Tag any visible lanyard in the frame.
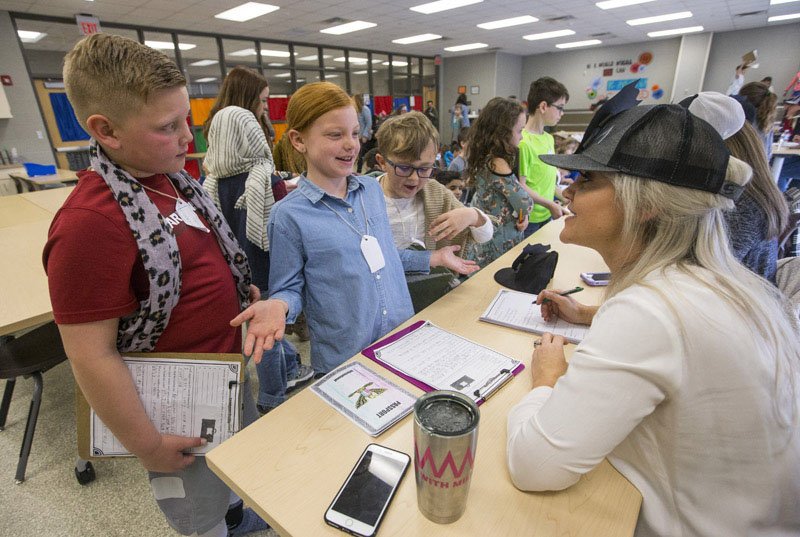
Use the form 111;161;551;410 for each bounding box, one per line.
319;192;370;238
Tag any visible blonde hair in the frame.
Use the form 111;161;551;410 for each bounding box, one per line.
286;82;353;133
63;33;185;129
376;111;439;160
607;156;798;429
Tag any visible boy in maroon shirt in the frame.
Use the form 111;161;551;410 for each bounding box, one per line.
44;33;268;536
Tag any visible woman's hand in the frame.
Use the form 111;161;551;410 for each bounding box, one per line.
230;299;288;363
536;289;596;325
429;245;479;275
531;332;568;388
429;208;482;241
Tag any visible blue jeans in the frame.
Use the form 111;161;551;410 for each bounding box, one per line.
523;218;551;238
256;338;298;409
777;155;800;192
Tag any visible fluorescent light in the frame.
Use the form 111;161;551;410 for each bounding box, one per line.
320;21;376;35
267;62;285;67
228;48;289;57
556;39;602;49
382;61;408;66
523;29;575;41
410;0;482;14
296;54;332;61
443;42;489;52
190;59;218;66
768;12;800;21
770;0;799;4
325;75;339;79
477;15;539;29
335;56;369;64
145;40;196;51
274;73;292;78
627;11;692;26
17;30;47;43
596;0;654;9
214;2;279;22
353;70;368;74
392;33;442;44
195;77;217;83
647;25;704;37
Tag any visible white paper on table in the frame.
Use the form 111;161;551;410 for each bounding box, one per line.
311;362;416;436
90;357;241;457
372;322;520;402
480;289;590;344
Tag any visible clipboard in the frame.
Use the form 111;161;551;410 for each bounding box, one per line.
76;352;244;460
361;320;524;406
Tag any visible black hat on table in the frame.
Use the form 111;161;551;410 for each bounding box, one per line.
540;80;742;200
494;243;558;295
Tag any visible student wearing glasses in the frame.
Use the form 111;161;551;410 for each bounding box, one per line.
374;111;492;263
518;77;570;238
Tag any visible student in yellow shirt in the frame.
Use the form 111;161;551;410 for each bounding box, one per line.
518;77;569;238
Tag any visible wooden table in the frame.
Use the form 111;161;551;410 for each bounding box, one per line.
0;188;73;336
8;169;79;191
207;220;642;537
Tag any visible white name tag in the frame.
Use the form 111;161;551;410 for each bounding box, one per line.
361;234;385;273
175;198;210;233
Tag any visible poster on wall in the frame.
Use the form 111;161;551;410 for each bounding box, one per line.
585;51;663;104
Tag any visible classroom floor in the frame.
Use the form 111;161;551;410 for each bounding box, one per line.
0;333;311;537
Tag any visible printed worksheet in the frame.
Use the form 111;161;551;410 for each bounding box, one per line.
311;362;417;436
480;289;589;343
90;357;241;456
369;322;521;403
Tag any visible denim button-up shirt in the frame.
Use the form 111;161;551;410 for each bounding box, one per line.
268;175;430;373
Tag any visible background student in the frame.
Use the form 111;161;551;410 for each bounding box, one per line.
231;82;471;375
354;93;373;173
738;81;778;160
45;34;268;537
374;111;491;260
203;66;312;414
518;77;569;237
465;97;533;267
507;93;800;536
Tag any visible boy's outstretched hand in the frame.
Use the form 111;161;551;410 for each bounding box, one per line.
230;299;288;363
429;245;479;275
429;207;485;242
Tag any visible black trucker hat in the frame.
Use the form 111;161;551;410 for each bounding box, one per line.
540;80;742;200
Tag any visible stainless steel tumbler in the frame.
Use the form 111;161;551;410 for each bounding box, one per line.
413;390;480;524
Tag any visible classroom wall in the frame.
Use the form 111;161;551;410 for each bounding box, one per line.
441;51;497;133
703;23;800;97
669;32;713;103
520;37;681;109
495;53;522;101
0;11;54;166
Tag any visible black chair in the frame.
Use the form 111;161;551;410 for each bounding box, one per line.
0;322;68;483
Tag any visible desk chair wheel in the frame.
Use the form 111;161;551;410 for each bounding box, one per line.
75;459;96;485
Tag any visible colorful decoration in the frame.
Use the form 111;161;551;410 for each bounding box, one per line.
639;52;653;65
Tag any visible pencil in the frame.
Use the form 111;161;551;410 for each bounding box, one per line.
539;286;583;304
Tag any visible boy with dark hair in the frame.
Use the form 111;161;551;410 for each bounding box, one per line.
518;76;569;237
45;33;268;537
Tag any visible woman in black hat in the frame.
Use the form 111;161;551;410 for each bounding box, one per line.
506;88;800;536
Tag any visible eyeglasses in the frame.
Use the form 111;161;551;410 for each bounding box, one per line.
549;103;565;112
384;158;436;179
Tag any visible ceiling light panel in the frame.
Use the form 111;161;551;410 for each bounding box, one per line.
443;42;489;51
190;59;218;66
17;30;47;43
320;21;377;35
555;39;602;49
392;34;442;44
523;29;575;41
477;15;539;29
410;0;483;15
145;40;195;50
214;2;279;22
647;26;704;37
596;0;655;9
768;12;800;20
627;11;693;26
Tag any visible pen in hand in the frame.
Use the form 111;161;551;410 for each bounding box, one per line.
538;286;584;305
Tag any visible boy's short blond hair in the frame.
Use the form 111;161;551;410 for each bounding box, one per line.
64;33;185;129
376;111;439;161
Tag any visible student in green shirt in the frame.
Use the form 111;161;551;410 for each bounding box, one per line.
518;77;570;238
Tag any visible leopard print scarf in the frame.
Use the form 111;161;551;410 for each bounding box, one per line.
89;140;251;352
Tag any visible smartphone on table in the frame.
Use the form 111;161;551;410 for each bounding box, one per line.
324;443;410;537
580;272;611;287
